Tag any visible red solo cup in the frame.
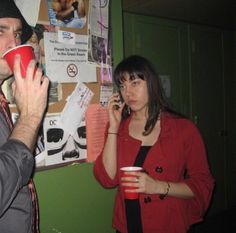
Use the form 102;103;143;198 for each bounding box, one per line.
120;166;143;200
2;44;35;78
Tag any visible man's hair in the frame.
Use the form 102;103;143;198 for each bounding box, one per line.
0;0;33;43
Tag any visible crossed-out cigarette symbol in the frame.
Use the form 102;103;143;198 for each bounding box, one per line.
67;64;78;77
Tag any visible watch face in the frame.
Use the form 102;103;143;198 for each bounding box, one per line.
100;0;108;8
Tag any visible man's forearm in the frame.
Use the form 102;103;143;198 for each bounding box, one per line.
9;116;42;152
56;7;74;20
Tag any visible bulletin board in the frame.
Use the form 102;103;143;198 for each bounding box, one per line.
37;0;105;108
8;0;112;170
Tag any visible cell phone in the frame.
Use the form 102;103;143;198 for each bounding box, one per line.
112;90;123;110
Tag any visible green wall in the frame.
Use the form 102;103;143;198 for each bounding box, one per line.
34;1;123;232
35;164;115;233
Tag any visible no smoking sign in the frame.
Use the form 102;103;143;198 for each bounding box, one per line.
67;64;78;78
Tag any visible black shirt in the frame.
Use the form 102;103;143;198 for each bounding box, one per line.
125;146;151;233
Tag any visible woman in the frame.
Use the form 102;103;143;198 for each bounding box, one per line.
94;55;214;233
27;31;40;63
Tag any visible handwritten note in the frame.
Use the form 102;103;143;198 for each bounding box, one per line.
85;104;108;162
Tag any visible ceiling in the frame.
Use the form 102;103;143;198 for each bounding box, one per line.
122;0;236;30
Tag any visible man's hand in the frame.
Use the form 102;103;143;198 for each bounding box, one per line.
12;54;49;121
72;1;79;10
10;54;49;151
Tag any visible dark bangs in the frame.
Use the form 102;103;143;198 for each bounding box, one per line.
113;56;147;88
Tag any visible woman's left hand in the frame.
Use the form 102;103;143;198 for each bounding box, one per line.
121;171;165;195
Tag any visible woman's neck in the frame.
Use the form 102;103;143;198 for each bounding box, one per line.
132;108;148;121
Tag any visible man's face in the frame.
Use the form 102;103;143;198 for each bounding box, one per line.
0;18;22;56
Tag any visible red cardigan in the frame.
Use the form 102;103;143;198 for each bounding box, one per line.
94;112;214;233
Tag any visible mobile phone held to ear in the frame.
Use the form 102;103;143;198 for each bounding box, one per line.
118;93;124;104
113;92;123;110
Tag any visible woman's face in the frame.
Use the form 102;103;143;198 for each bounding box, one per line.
30;32;38;43
119;73;149;113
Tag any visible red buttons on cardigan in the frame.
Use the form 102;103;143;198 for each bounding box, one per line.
144;196;152;203
155;166;163;173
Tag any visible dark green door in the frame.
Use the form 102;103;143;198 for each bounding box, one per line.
123;13;227;216
124;13;190;116
190;25;226;215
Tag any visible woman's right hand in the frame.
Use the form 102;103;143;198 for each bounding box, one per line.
107;92;125;132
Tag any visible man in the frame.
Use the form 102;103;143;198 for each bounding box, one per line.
52;0;86;28
0;0;49;232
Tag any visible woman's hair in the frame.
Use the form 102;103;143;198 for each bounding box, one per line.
113;55;178;135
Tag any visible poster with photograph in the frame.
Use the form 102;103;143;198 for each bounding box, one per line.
47;0;87;29
88;0;110;65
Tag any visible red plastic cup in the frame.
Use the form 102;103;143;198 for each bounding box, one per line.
120;166;143;200
3;44;35;78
